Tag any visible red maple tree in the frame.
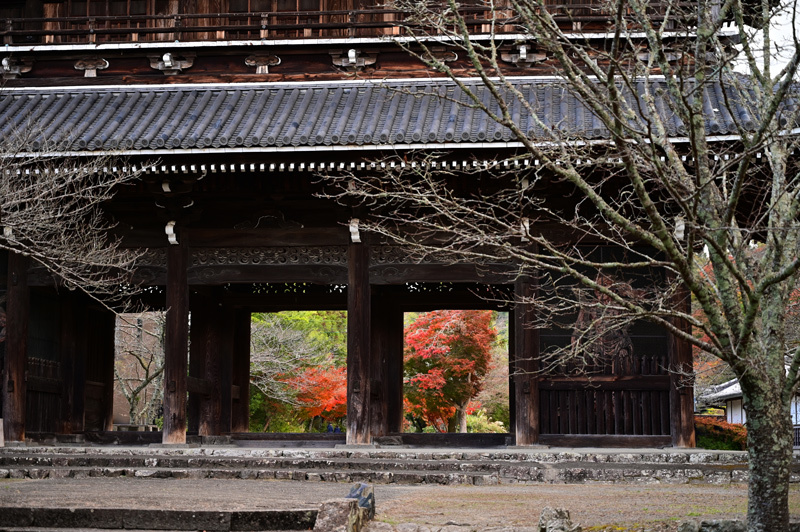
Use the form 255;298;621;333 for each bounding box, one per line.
287;364;347;424
404;310;497;432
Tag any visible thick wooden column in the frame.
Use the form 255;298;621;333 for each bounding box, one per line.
508;313;516;436
218;306;234;434
369;292;389;438
385;307;405;434
514;276;540;446
69;297;88;434
669;283;695;447
230;310;251;433
347;241;371;444
3;252;29;442
98;309;116;432
190;292;221;436
186;296;203;435
163;243;189;444
59;294;78;434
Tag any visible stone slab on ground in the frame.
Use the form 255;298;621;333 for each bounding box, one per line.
0;478;419;512
0;507;317;531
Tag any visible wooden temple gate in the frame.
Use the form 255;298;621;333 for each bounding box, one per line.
0;1;698;448
2;233;695;447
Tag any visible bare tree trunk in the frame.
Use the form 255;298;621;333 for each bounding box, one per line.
743;383;793;531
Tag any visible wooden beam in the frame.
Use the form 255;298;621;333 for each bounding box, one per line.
163;242;189;444
230;310;251;433
539;434;672;448
187;376;213;396
3;252;29;442
514;276;539;446
347;241;371;445
669;282;695;448
539;376;671;390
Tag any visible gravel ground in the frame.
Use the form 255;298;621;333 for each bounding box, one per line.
1;478;800;531
0;478;420;511
373;483;800;531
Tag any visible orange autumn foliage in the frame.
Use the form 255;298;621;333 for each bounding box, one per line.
286;364;347;421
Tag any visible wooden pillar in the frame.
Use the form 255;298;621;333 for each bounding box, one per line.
59;294;77;434
347;241;371;444
190;292;221;436
385;307;404;434
163;243;189;444
669;283;695;447
99;309;116;432
508;311;516;435
219;306;234;434
3;252;29;442
186;295;203;435
189;291;234;437
70;298;88;434
369;291;389;438
230;310;251;433
514;276;539;446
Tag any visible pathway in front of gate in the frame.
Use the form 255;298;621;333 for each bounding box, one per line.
0;477;798;530
1;445;800;531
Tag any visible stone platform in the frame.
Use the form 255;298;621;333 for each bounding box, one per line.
0;444;793;485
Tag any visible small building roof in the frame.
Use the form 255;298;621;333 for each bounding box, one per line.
0;78;757;155
698;378;742;405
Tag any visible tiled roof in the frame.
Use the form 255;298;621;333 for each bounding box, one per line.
697;378;742;404
0;78;757;153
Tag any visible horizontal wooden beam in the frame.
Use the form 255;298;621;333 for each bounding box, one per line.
538;434;672;447
26;377;62;395
187;376;212;396
538;375;671;391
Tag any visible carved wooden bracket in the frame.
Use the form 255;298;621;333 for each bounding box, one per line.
148;52;195;75
1;57;32;79
501;45;547;68
330;49;377;71
74;57;109;78
245;54;281;74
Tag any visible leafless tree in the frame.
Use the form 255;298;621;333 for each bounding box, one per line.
114;312;165;425
0;132;146;301
249;313;342;420
324;0;800;528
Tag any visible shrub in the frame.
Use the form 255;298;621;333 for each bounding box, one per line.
466;409;507;433
695;415;747;450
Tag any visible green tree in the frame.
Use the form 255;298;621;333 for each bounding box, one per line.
249;311;347;431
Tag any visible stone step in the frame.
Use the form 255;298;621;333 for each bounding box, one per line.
0;447;752;464
0;508;317;531
0;446;772;485
0;461;756;484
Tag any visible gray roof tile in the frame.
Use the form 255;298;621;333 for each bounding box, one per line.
0;78;764;152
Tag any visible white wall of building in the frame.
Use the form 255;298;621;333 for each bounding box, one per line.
726;396;800;425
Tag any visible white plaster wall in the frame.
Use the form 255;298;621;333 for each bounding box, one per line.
725;396;800;426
